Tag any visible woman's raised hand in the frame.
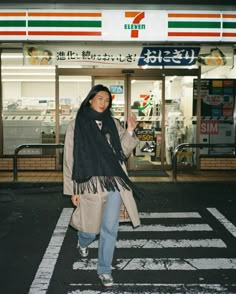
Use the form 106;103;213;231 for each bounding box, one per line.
127;114;138;131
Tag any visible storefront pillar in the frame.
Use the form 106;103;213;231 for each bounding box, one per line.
196;66;202;169
161;73;165;167
0;49;3;156
55;65;60;170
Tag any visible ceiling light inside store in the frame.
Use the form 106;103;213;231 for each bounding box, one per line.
2;78;91;82
2;66;54;70
3;72;55;76
2;79;56;82
1;53;23;59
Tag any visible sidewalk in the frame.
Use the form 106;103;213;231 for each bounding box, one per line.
0;169;236;183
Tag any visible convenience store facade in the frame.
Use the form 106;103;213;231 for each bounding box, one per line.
0;6;236;172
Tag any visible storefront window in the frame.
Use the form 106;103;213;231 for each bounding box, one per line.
165;65;236;166
193;77;236;156
165;75;196;166
2;52;56;154
58;75;92;141
1;49;235;166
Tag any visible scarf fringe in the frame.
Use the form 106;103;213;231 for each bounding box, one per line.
75;176;131;194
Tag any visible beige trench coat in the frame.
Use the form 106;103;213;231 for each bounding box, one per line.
63;118;141;234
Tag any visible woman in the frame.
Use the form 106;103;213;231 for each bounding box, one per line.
40;49;53;65
27;46;40;65
63;84;141;287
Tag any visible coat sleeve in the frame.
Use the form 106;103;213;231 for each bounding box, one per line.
114;118;139;158
63;119;75;196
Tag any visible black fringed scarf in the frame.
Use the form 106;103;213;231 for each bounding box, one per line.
72;106;142;200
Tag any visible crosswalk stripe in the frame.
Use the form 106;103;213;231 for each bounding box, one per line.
119;224;213;231
73;258;236;271
70;208;235;292
207;208;236;238
27;207;236;294
68;283;236;294
88;238;226;248
28;208;73;294
139;212;202;218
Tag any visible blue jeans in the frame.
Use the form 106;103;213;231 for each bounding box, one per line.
78;190;122;275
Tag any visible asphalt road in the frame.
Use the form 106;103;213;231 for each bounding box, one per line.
0;181;236;294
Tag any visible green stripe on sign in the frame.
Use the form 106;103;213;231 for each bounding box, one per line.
0;20;26;27
28;20;102;28
168;21;221;29
223;22;236;29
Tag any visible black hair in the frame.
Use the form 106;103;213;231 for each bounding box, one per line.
78;84;113;113
42;49;53;61
28;47;38;56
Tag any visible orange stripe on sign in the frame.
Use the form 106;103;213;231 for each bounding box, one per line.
28;31;102;36
168;13;221;18
125;11;140;17
168;32;221;37
222;32;236;37
0;12;26;17
222;14;236;18
0;31;26;35
28;12;102;17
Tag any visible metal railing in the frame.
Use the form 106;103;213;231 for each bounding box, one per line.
11;142;236;182
172;143;236;182
13;143;64;181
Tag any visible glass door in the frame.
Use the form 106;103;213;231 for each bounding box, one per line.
94;76;164;171
129;79;163;170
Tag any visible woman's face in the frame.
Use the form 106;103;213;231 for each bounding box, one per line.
89;91;110;113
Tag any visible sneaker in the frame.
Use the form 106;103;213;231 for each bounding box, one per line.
98;273;114;287
77;244;89;258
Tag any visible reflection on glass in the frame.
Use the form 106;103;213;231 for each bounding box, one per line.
130;80;162;170
59;76;92;137
2;52;58;154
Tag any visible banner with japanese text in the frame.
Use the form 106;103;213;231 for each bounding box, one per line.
23;44;233;68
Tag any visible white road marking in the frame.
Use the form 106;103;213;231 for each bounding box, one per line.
28;208;73;294
88;238;226;248
207;208;236;238
119;224;213;232
73;258;236;271
139;212;201;218
68;283;236;294
27;208;235;293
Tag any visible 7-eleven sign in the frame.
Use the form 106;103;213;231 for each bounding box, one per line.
124;11;145;38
